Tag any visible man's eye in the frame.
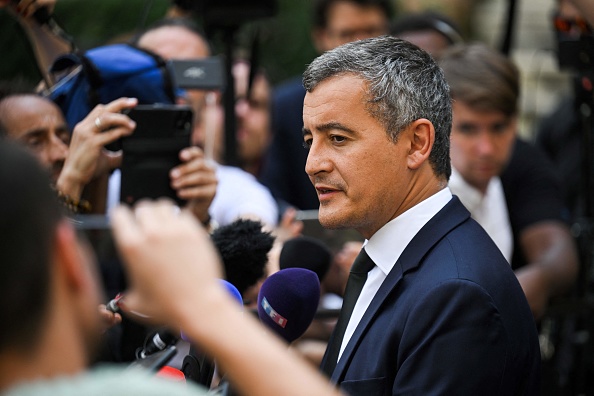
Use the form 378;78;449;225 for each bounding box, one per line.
492;123;509;134
303;139;312;149
457;125;477;135
25;137;43;149
331;135;346;143
58;131;71;146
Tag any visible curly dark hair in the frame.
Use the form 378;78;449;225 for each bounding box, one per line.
210;218;275;296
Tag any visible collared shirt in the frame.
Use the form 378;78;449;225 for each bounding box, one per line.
448;168;513;263
338;188;453;360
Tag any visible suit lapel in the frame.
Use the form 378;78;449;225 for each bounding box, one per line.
331;196;470;383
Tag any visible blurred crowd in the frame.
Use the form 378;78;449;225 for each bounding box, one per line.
0;0;593;395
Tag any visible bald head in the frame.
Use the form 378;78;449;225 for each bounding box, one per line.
137;24;210;60
0;95;69;182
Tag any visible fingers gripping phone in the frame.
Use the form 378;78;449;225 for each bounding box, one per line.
119;104;192;207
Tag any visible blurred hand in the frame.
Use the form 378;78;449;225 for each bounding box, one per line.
98;303;122;331
274;207;304;244
56;97;137;201
266;207;304;276
515;266;551;320
170;146;217;224
0;0;55;20
111;200;225;326
335;241;364;273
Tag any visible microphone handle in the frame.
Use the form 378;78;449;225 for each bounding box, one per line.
138;331;178;358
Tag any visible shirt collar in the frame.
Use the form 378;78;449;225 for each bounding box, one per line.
449;167;499;214
364;188;453;276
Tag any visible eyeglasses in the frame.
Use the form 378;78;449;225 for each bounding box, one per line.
553;13;593;36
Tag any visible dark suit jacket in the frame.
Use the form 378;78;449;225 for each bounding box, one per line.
322;197;541;395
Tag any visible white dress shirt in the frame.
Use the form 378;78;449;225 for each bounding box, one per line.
448;168;513;263
338;188;453;360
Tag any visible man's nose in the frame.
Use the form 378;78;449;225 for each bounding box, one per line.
49;134;68;162
235;98;249;118
476;132;496;156
305;140;332;177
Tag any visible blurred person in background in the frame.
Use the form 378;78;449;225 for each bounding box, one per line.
390;10;463;58
0;93;133;213
131;17;279;228
535;0;594;222
440;43;579;320
392;14;579;321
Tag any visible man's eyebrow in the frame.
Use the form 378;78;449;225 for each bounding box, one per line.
56;123;70;133
19;129;46;139
302;122;356;137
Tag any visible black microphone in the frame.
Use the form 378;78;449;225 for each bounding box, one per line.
105;293;124;314
181;280;243;388
257;268;321;343
279;236;333;282
136;329;178;359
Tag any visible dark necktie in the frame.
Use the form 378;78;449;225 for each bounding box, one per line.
322;248;375;376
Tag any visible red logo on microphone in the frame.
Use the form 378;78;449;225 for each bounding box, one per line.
261;297;287;328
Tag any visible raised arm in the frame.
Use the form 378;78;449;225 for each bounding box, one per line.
515;221;579;319
1;0;73;86
56;97;137;204
111;200;343;396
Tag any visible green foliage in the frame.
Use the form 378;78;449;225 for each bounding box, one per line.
0;0;316;87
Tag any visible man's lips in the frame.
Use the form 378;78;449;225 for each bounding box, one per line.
474;163;498;175
236;127;248;141
315;184;341;200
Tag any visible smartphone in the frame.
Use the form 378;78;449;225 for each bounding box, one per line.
120;104;192;206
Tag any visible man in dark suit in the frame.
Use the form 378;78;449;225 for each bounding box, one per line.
302;36;541;394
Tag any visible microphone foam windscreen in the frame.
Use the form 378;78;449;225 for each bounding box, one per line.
220;279;244;307
257;268;320;343
279;236;332;281
181;279;243;343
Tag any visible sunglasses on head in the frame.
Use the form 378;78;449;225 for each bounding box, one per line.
553;13;593;36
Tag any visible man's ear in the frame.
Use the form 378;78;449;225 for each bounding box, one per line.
406;118;434;170
53;220;86;291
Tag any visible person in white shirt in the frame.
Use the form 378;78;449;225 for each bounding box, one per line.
125;18;278;228
440;43;578;319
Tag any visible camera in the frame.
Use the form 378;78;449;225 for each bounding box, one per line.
556;34;594;72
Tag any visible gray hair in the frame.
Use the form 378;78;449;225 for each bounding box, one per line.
303;35;452;179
